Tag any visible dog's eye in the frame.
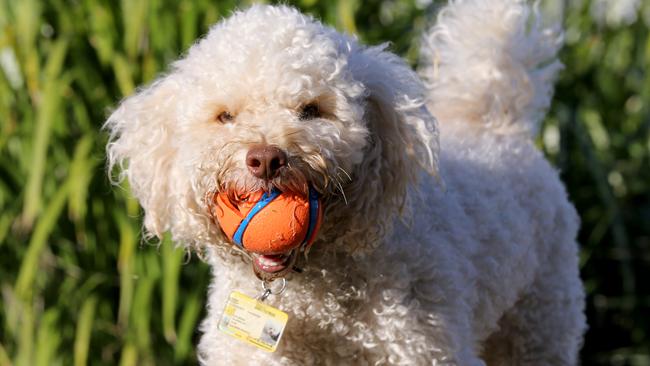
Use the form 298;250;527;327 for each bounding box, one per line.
216;111;234;124
298;103;320;120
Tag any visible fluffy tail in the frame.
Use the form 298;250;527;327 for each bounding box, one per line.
420;0;563;138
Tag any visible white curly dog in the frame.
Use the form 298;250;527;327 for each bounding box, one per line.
106;0;586;364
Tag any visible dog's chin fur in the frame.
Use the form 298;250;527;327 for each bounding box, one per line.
106;1;586;365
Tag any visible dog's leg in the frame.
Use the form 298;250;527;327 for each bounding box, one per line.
481;260;586;366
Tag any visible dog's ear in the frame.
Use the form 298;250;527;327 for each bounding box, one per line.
333;45;439;251
105;75;181;239
356;45;438;194
359;44;438;175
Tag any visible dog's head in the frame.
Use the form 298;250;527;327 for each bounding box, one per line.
106;5;438;276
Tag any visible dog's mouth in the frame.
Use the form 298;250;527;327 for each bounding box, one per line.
251;250;298;279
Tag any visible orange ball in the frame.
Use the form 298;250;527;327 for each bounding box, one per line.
213;188;322;254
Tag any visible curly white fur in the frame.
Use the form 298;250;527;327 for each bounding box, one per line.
420;0;564;138
106;1;585;365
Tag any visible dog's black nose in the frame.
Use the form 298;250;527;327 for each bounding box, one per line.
246;145;287;180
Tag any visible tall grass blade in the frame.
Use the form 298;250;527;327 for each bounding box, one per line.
116;211;137;327
120;0;148;60
86;0;117;66
119;343;137;366
73;297;97;366
161;235;184;344
20;39;69;227
12;0;40;96
15;180;69;300
15;305;33;366
68;135;95;222
174;294;202;362
35;309;60;366
42;39;68;80
336;0;358;34
12;0;40;54
112;54;135;97
131;253;160;364
0;342;12;366
179;2;198;50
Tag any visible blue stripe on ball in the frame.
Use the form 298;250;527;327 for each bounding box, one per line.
303;186;319;246
232;188;281;247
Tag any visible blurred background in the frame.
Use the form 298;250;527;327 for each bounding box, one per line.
0;0;648;365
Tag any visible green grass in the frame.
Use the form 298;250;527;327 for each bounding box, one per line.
0;0;648;365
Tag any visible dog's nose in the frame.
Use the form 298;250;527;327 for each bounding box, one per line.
246;145;287;179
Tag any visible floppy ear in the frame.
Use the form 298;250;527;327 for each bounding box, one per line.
105;75;181;239
360;45;438;175
333;45;439;251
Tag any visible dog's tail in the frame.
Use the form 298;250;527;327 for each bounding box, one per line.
419;0;563;138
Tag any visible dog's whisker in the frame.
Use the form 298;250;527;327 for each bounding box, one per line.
330;175;348;205
336;166;352;182
280;130;303;138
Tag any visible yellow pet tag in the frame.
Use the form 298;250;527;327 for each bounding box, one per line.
218;283;289;352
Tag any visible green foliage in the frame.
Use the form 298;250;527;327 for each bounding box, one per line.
0;0;647;365
545;2;650;364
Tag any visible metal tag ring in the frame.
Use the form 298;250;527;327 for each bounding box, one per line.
262;277;287;296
